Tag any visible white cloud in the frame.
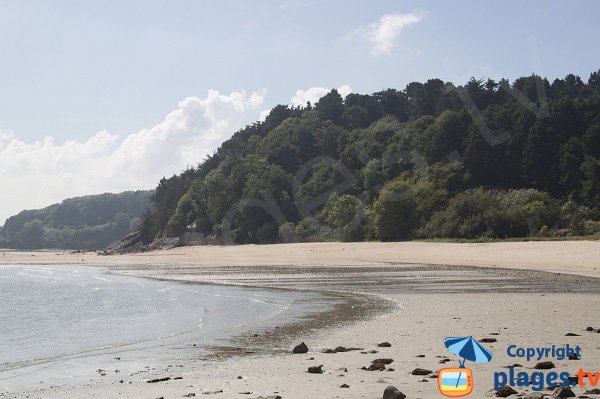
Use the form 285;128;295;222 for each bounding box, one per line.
290;84;352;107
259;109;271;122
0;89;265;224
362;13;421;56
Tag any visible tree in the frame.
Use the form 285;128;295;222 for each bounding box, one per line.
559;138;584;195
315;89;344;124
322;193;364;241
373;179;446;240
580;155;600;213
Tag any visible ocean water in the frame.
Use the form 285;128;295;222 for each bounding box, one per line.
0;264;326;393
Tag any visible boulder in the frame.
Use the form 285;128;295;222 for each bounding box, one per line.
496;385;518;397
553;386;575;398
383;385;406;399
308;365;323;374
378;342;392;347
534;361;555;369
293;342;309;354
411;368;433;375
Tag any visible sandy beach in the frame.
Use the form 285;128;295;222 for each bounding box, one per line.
1;240;600;399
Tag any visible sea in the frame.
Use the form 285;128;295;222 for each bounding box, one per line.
0;264;327;393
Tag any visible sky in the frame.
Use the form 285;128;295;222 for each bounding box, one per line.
1;0;599;224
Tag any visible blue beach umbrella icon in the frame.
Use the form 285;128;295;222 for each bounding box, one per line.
444;336;493;388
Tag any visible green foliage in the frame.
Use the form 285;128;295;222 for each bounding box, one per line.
373;179;446;240
127;70;600;246
418;188;565;239
322;193;365;241
580;155;600;214
0;191;152;249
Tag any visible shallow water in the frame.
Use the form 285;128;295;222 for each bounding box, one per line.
0;264;328;393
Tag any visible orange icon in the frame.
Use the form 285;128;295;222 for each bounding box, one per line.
438;367;474;397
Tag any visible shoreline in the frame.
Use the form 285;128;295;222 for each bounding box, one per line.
1;241;600;398
2;239;599;278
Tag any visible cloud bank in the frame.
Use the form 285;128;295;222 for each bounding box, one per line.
363;13;421;56
0;90;265;224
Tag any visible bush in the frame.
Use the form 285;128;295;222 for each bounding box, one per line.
322;194;365;241
278;222;297;243
294;217;331;242
418;188;544;239
373;179;446;240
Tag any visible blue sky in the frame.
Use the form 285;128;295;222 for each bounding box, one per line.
0;0;599;222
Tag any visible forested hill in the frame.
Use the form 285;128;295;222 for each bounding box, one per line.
121;71;600;249
0;191;153;250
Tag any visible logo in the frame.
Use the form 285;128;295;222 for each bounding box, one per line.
438;336;493;397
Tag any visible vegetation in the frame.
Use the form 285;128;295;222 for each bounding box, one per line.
0;191;152;250
124;71;600;246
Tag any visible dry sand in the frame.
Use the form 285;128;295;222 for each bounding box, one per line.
2;240;599;277
1;240;599;399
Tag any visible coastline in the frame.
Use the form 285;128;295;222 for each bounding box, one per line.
1;240;600;398
2;240;599;277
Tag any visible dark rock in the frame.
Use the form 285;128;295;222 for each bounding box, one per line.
308;365;323;374
586;327;595;331
340;384;350;388
183;394;196;397
322;346;362;353
496;385;518;397
479;338;497;343
147;377;171;383
564;333;580;336
364;362;386;371
373;358;394;365
415;354;425;357
567;375;579;385
383;385;406;399
568;353;580;360
378;342;392;347
586;388;600;394
293;342;309;354
553;386;575;398
534;361;555;369
411;368;433;375
361;350;378;354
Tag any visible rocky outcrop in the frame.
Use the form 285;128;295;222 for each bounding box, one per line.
100;231;180;255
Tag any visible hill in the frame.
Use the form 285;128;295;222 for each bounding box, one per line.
0;191;153;250
113;71;600;250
